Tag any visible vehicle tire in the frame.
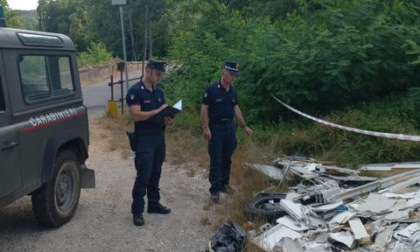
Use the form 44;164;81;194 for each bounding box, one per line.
32;150;81;228
243;193;288;223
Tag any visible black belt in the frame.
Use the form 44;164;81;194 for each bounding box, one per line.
136;125;166;136
209;118;233;124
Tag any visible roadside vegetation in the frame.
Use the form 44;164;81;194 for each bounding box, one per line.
77;42;113;68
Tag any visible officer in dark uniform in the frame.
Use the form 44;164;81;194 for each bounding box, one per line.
201;60;252;203
126;59;174;226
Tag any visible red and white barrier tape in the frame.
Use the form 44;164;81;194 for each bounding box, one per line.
272;95;420;142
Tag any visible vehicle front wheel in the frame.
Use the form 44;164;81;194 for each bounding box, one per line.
32;150;81;228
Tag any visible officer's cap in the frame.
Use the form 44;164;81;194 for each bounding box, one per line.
147;59;166;73
222;61;239;76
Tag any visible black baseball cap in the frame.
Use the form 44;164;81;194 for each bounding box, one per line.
147;59;166;73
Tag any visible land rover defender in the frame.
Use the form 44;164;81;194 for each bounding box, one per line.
0;27;95;227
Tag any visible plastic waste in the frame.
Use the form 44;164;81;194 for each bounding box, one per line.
205;221;246;252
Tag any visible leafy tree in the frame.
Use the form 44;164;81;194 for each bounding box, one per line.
16;10;39;30
166;0;420;123
224;0;298;21
1;0;24;28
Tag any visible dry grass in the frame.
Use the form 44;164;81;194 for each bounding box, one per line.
165;126;209;181
89;112;134;159
200;216;212;226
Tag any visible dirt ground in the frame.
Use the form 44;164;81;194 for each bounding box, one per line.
0;116;217;252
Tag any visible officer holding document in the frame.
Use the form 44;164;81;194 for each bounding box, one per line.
126;59;174;226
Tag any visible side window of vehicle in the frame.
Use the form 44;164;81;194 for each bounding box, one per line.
19;55;75;103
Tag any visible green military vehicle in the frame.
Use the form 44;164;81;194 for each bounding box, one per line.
0;27;95;227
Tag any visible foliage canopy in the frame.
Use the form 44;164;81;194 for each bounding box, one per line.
167;0;420;123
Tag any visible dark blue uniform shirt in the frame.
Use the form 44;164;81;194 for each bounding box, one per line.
202;81;238;122
126;80;166;135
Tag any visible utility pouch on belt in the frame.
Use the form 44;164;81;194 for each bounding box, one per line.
126;130;137;151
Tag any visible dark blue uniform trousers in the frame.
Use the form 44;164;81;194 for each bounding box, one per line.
131;132;166;215
208;122;237;194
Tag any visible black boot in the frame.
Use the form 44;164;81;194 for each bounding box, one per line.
220;184;236;194
211;193;220;204
133;214;144;226
147;203;171;214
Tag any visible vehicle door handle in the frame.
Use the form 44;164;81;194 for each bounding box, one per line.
1;141;18;152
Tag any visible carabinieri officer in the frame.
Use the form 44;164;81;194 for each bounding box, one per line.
126;59;174;226
201;60;252;204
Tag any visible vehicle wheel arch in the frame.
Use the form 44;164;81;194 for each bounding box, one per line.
42;129;88;184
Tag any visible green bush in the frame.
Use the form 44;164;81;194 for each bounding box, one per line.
247;93;420;168
167;0;420;124
77;42;113;68
164;0;420;167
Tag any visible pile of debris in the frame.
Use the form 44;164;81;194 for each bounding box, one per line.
246;158;420;251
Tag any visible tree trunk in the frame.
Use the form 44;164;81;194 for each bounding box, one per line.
149;22;153;58
143;3;148;61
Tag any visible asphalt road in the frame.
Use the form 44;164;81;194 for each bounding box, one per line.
83;71;142;118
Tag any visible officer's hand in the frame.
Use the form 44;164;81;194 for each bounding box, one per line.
164;116;174;126
203;127;211;140
159;104;168;111
243;126;252;136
